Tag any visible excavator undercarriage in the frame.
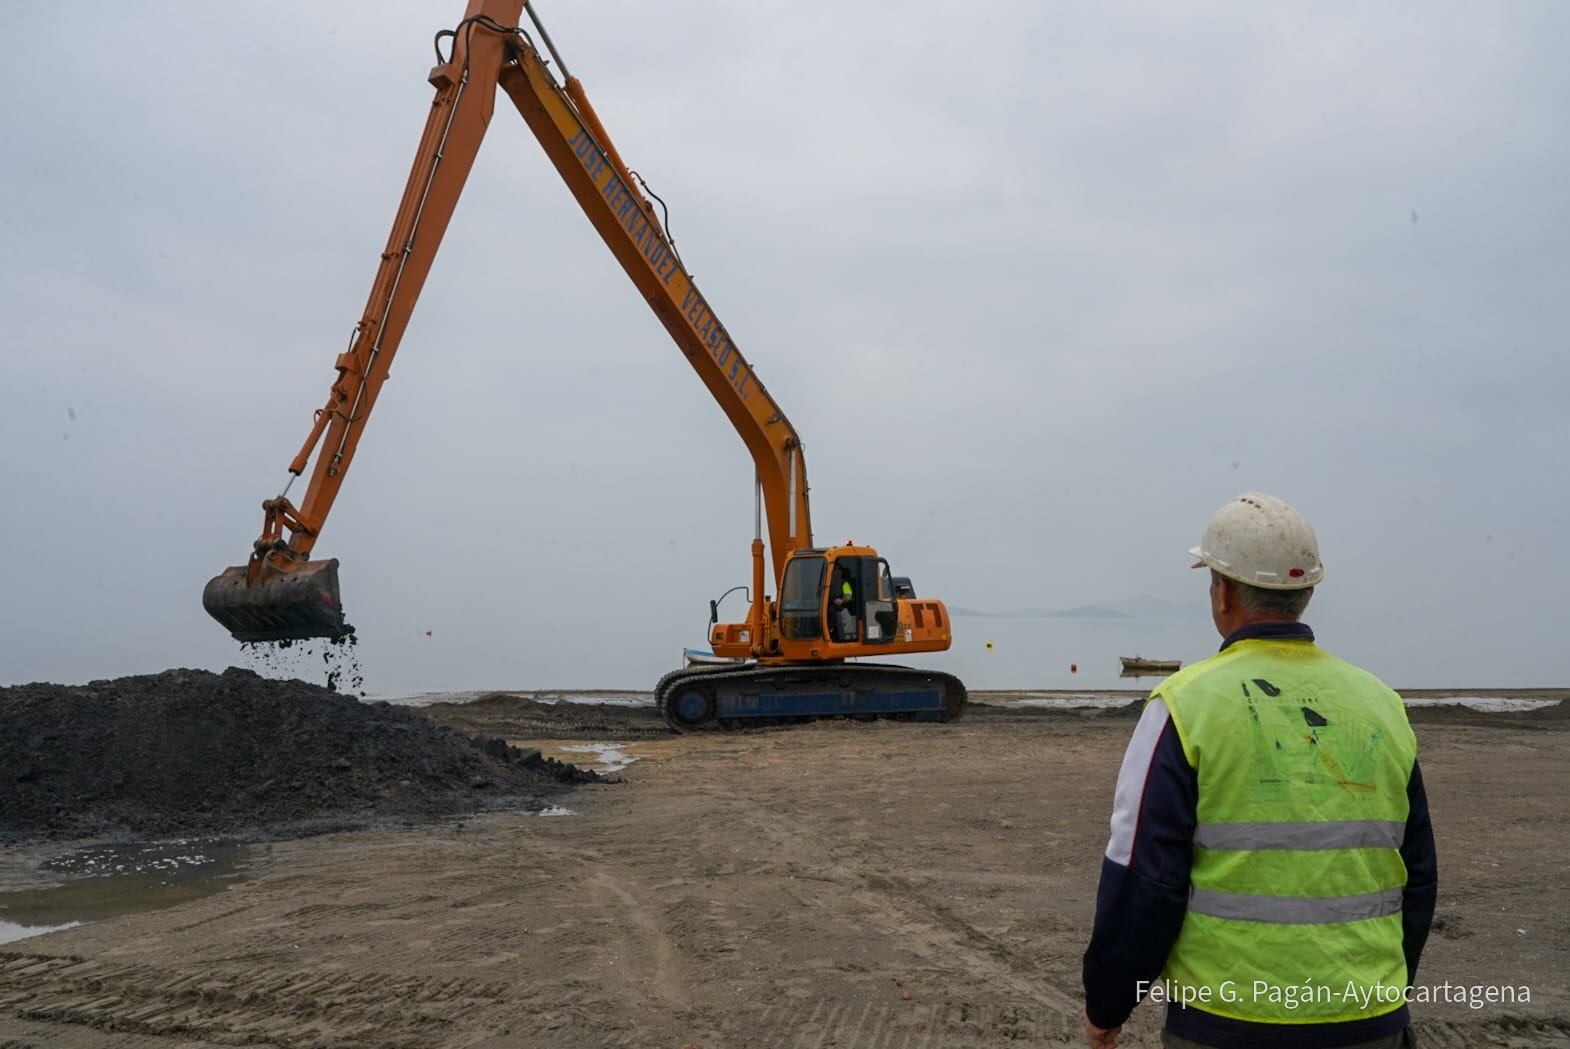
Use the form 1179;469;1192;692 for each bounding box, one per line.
656;663;967;732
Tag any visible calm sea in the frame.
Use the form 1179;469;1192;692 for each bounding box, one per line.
896;614;1217;691
267;603;1561;699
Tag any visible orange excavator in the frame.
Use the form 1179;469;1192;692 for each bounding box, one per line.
203;0;965;729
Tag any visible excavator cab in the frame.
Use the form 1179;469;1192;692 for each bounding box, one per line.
774;550;880;643
716;546;950;661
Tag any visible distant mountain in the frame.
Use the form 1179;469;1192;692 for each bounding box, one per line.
1032;604;1133;619
1103;595;1209;620
948;606;998;618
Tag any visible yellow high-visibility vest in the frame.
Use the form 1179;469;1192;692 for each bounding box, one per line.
1153;638;1417;1024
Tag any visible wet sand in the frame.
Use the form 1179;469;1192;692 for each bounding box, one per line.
0;695;1565;1047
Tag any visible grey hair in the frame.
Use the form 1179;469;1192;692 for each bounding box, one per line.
1236;582;1314;621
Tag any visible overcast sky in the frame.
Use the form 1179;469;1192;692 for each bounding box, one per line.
2;1;1566;694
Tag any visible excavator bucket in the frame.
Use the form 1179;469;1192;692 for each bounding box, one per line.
202;559;351;643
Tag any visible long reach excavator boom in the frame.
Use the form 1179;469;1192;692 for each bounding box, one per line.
204;1;964;729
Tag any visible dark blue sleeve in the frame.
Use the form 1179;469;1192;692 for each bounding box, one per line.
1399;759;1437;984
1082;714;1197;1030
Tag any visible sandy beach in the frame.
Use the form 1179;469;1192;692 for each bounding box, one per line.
0;692;1565;1047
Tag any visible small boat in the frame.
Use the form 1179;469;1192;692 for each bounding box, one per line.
1119;656;1181;674
683;647;750;667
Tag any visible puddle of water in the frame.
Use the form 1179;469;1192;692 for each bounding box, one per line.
558;742;639;773
0;920;81;946
1011;695;1140;710
538;806;575;818
0;839;253;942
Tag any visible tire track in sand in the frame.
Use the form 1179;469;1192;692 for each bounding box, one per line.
0;951;514;1048
736;807;1081;1019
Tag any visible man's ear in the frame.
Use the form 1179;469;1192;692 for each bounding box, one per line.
1212;572;1233;615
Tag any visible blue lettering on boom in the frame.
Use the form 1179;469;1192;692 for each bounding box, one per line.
676;289;749;397
567;130;608;183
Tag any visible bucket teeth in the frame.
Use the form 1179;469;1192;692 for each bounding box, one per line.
202;559;350;643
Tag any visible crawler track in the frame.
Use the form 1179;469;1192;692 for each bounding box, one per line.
655;662;966;732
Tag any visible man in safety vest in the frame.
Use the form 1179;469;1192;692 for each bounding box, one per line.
832;562;857;642
1081;492;1437;1048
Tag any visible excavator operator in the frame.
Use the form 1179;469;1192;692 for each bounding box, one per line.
832;562;857;642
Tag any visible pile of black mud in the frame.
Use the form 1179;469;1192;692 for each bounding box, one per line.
0;668;601;843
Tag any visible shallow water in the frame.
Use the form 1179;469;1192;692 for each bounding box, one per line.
558;742;640;772
0;919;81;945
1402;697;1559;713
0;839;253;943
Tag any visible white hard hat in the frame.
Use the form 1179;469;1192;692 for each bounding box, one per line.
1189;492;1324;590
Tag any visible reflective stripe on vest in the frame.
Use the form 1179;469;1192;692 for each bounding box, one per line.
1190;886;1403;924
1152;637;1417;1025
1194;820;1404;851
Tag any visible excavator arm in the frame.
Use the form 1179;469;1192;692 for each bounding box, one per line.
204;0;811;641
